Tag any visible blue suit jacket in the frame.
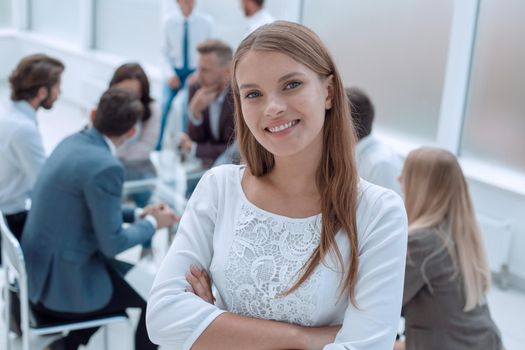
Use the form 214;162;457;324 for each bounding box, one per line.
21;128;155;313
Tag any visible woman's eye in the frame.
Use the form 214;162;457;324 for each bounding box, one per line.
245;91;261;99
285;81;302;90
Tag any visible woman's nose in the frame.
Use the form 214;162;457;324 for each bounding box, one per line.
264;94;286;118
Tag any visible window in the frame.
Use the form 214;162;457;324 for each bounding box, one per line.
30;0;82;44
94;0;162;65
0;0;11;27
461;0;525;173
302;0;454;142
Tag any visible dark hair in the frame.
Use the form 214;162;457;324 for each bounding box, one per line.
252;0;265;7
345;87;375;140
197;39;233;66
109;63;153;121
9;54;64;102
93;88;144;137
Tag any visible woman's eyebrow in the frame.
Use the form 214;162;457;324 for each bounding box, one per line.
277;72;304;83
239;83;259;90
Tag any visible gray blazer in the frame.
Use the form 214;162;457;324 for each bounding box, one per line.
403;228;503;350
21;128;155;313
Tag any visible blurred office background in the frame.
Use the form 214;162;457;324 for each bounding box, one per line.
0;0;524;348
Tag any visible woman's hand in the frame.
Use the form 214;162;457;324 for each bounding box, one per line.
185;265;215;304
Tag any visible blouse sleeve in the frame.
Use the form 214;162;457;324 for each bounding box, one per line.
146;170;226;349
324;189;408;350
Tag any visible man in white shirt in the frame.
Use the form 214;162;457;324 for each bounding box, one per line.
157;0;214;149
241;0;275;34
346;87;403;195
0;54;64;244
178;39;236;167
0;53;64;338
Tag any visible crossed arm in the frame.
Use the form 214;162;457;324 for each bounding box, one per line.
185;266;339;350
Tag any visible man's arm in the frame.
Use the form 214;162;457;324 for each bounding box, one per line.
84;165;155;257
13;125;46;187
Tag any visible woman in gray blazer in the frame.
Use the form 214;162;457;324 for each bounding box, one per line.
396;147;503;350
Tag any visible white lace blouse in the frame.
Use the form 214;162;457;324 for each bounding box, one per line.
147;165;408;350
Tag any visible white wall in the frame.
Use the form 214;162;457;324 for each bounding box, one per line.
0;31;164;110
302;0;453;143
468;179;525;287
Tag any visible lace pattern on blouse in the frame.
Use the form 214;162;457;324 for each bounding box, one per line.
224;204;322;326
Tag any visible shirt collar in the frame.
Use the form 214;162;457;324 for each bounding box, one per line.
355;133;376;154
12;100;38;124
102;135;117;156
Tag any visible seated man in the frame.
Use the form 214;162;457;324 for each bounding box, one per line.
0;54;64;243
178;39;236;167
21;88;178;350
346;87;403;195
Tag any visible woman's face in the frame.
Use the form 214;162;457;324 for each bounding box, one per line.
113;78;142;98
235;50;333;159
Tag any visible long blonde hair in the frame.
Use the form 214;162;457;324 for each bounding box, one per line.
401;147;491;311
231;21;360;304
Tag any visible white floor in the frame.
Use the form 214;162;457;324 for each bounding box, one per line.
1;85;525;349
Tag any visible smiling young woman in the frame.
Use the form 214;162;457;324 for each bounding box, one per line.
146;21;408;350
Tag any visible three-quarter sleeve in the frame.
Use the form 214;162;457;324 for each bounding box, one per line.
146;170;226;349
324;189;408;350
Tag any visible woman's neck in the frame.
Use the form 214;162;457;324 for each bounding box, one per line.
266;136;323;198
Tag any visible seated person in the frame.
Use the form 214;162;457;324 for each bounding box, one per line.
0;54;64;242
21;88;178;350
178;39;236;168
110;62;161;259
0;54;64;337
397;147;503;350
346;87;402;195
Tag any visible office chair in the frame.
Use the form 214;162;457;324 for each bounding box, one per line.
0;213;128;350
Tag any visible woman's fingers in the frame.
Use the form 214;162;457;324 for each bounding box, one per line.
201;269;216;302
186;265;214;304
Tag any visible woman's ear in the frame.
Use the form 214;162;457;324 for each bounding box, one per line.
325;75;334;110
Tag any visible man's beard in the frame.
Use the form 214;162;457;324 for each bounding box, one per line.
40;90;56;110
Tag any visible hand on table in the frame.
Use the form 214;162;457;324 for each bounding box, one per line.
141;203;179;229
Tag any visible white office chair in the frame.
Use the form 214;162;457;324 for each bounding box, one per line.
0;213;128;350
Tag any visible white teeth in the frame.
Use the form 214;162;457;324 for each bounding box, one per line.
268;120;297;133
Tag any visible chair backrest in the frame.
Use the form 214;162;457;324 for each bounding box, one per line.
0;213;27;288
1;212;32;350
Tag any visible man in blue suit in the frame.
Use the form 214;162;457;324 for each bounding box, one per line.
21;88;178;350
